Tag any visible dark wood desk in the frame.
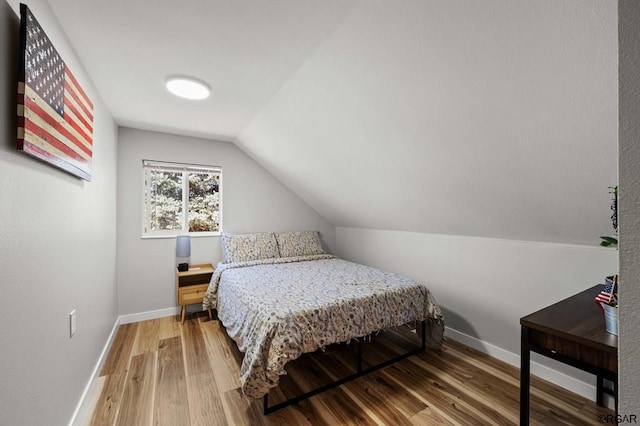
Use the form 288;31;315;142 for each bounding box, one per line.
520;285;618;425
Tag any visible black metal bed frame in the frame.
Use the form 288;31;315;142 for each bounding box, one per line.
263;320;427;414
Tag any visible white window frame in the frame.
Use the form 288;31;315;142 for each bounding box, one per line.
141;160;223;238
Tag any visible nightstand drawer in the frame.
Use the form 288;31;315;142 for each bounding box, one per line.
177;283;209;305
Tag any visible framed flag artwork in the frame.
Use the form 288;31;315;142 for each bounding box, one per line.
17;3;94;181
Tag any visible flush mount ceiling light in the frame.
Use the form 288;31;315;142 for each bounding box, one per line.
165;76;210;100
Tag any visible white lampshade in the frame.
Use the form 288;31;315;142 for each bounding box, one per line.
176;235;191;258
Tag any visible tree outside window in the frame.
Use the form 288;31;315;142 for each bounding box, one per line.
143;160;221;236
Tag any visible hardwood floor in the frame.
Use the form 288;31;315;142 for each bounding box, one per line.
78;313;613;425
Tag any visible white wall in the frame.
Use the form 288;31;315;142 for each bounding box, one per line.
618;0;640;414
116;127;335;316
239;0;618;246
0;1;118;425
336;227;618;397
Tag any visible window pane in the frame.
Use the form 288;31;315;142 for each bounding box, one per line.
188;172;220;232
148;170;183;231
142;160;222;236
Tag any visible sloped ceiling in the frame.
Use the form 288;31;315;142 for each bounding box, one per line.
238;0;618;245
48;0;618;245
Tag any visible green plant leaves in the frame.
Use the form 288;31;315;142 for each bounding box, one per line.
600;236;618;247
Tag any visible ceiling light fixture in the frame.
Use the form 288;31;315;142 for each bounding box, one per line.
166;76;210;100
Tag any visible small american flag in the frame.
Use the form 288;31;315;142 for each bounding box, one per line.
595;276;617;308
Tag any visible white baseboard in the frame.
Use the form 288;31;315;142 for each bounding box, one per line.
118;307;179;324
68;317;121;426
444;326;597;402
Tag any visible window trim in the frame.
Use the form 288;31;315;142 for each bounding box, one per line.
141;159;223;238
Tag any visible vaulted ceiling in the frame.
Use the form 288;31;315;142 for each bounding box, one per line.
48;0;618;245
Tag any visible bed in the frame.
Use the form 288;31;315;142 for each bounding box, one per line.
202;231;444;410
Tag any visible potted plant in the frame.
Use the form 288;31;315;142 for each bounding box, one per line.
598;186;618;335
599;186;618;248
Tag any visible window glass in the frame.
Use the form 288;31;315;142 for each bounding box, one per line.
143;160;221;237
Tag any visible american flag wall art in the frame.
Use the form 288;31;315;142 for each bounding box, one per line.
17;3;94;181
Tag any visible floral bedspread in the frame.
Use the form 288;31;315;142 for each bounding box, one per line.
202;255;444;399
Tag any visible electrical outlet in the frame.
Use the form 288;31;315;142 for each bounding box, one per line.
70;310;76;338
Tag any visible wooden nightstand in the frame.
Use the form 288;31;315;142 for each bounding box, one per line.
176;263;214;323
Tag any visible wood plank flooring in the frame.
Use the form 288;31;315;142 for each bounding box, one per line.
78;313;613;425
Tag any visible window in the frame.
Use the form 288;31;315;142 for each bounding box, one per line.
142;160;222;237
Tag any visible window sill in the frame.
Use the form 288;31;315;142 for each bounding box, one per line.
141;232;221;240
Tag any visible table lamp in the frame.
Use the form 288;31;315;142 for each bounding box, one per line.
176;235;191;272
